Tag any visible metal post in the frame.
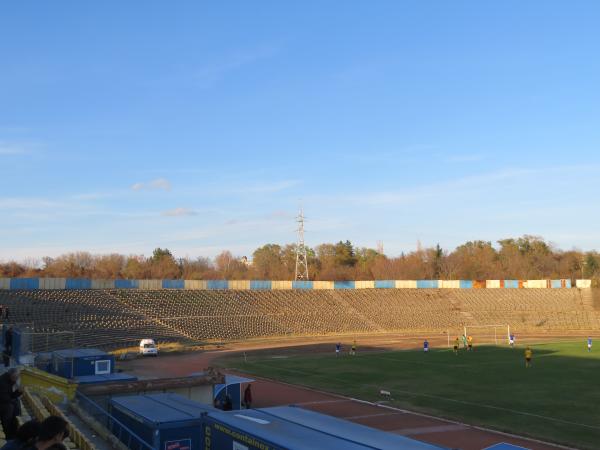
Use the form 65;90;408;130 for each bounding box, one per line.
494;327;497;345
294;207;309;280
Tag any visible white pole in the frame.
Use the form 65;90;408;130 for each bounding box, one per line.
507;324;510;344
494;327;497;345
447;331;450;348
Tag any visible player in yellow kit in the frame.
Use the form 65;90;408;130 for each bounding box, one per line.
453;337;459;355
525;347;532;368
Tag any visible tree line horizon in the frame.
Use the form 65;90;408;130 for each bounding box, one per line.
1;235;598;282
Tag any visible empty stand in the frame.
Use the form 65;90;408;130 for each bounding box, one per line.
0;289;598;349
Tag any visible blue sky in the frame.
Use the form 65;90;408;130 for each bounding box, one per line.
1;1;600;261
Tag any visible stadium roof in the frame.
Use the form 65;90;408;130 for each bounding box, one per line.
210;407;446;450
111;393;216;425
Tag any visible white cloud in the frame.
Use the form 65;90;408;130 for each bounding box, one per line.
131;178;172;191
162;207;197;217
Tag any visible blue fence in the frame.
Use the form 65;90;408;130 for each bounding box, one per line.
9;278;39;290
162;279;185;289
250;280;272;290
375;280;395;289
207;280;228;290
114;279;139;289
0;278;583;291
66;278;92;290
334;281;355;289
417;280;439;289
292;281;313;289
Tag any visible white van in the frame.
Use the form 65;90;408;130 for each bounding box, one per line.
139;339;158;356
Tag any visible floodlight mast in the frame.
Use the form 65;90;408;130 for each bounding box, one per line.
294;208;309;280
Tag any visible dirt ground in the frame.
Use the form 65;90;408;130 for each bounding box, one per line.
119;334;578;450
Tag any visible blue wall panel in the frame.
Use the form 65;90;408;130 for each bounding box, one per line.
10;278;39;290
292;281;313;289
417;280;438;289
334;281;355;289
459;280;473;289
207;280;228;290
114;279;139;289
504;280;519;288
162;279;184;289
550;280;562;289
374;280;395;289
66;278;92;290
565;279;572;288
250;280;272;290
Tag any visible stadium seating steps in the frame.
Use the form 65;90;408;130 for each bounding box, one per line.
0;289;598;350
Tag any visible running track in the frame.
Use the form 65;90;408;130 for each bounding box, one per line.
121;350;565;450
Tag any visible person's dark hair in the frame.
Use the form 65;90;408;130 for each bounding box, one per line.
46;444;68;450
16;419;41;443
38;416;69;442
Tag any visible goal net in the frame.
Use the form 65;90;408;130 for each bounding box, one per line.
463;324;510;346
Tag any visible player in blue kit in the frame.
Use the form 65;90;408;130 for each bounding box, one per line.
423;339;429;353
587;337;592;352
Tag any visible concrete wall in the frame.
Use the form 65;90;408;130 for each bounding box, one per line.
0;278;589;290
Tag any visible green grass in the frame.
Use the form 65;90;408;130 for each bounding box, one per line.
217;342;600;449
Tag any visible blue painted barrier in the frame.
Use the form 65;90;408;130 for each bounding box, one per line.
114;279;139;289
334;281;355;289
417;280;439;289
66;278;92;290
459;280;473;289
292;281;313;289
504;280;519;288
162;279;184;289
207;280;228;290
374;280;395;289
10;278;39;290
250;280;272;290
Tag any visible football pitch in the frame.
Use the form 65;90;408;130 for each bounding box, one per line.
218;341;600;449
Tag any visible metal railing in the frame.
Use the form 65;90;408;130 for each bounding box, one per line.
40;395;96;450
75;392;154;450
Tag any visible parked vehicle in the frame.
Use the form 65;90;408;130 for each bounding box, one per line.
139;339;158;356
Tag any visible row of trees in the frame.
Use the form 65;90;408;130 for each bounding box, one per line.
1;236;599;281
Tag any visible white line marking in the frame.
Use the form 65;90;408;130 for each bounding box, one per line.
242;360;600;431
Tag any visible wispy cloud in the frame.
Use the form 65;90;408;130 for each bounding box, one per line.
0;142;30;155
194;45;279;88
131;178;172;191
350;168;537;206
444;153;486;163
0;197;66;209
321;165;598;208
234;179;300;194
161;207;197;217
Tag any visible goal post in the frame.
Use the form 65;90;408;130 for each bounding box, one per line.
463;324;510;346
